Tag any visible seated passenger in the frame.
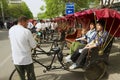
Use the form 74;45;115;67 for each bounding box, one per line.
65;21;96;62
69;20;108;69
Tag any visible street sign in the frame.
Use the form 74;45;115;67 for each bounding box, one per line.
66;2;74;15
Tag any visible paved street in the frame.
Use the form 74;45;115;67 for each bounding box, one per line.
0;30;120;80
0;30;15;80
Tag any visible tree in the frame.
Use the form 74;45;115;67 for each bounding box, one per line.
37;0;99;19
7;2;33;19
0;0;33;21
20;2;33;18
40;5;45;11
37;13;47;19
0;0;8;21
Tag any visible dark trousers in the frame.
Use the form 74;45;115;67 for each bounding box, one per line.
71;48;89;67
76;48;89;66
71;48;81;63
15;63;36;80
70;45;86;63
42;30;46;39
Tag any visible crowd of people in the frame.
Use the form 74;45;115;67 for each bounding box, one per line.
28;19;58;42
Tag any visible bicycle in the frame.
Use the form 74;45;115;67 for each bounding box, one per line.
33;38;64;56
9;39;67;80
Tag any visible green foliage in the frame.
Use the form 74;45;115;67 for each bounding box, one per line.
7;2;33;19
40;5;45;11
38;0;65;19
20;2;33;18
0;0;8;17
37;13;47;19
38;0;99;19
0;0;33;21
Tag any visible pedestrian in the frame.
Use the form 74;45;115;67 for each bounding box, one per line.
4;22;7;29
9;16;37;80
41;21;46;40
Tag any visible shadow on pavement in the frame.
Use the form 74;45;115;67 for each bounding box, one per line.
101;49;120;80
36;71;85;80
108;53;120;74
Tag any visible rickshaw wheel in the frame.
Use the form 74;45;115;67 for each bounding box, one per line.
84;61;107;80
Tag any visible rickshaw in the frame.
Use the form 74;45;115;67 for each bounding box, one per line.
64;8;120;80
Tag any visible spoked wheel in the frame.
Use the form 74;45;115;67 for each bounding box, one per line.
9;68;28;80
9;68;20;80
84;62;107;80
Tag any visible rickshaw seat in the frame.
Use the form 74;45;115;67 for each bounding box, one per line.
65;28;82;48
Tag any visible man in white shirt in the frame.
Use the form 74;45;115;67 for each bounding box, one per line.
9;16;37;80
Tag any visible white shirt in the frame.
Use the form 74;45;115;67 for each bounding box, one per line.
27;22;33;29
86;29;96;43
41;23;46;30
9;25;36;65
47;22;51;28
51;22;57;30
35;22;42;31
44;22;49;28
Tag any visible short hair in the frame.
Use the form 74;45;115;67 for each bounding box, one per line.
97;19;105;28
18;16;28;22
40;19;43;22
89;20;95;26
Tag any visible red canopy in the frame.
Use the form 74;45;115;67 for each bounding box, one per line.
74;9;96;28
53;8;120;37
54;17;67;22
95;8;120;37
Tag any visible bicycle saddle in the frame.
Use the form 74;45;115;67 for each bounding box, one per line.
51;47;60;52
